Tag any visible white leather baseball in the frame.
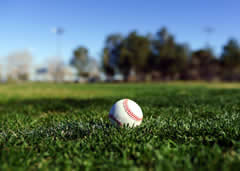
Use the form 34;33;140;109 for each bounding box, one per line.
109;99;143;127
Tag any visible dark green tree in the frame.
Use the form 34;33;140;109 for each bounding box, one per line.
102;32;151;81
221;39;240;66
70;46;90;77
188;49;220;81
102;47;114;79
221;39;240;80
118;31;151;81
102;34;123;79
151;27;188;80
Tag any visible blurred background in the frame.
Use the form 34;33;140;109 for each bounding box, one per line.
0;0;240;83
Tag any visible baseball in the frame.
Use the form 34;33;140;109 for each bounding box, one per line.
109;99;143;127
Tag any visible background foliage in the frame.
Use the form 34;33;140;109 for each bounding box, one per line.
101;28;240;82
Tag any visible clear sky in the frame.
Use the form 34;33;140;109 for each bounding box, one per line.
0;0;239;65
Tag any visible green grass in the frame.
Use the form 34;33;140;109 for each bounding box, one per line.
0;83;240;170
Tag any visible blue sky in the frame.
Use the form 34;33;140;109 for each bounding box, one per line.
0;0;239;65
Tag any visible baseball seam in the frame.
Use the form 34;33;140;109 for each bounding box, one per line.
123;99;143;121
109;114;122;126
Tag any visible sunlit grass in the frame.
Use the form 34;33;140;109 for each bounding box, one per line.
0;82;240;170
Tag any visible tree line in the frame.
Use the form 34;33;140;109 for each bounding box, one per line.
100;27;240;82
4;27;240;82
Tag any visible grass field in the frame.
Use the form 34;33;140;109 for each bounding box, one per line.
0;83;240;170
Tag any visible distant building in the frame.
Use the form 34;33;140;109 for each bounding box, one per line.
6;50;32;81
35;67;51;81
35;65;79;82
62;66;78;82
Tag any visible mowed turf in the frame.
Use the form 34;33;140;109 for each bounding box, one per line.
0;83;240;170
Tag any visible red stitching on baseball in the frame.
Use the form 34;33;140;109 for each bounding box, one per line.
109;114;122;126
123;99;142;121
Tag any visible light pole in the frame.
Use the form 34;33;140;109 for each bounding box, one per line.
52;27;64;58
51;27;65;82
204;27;214;49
